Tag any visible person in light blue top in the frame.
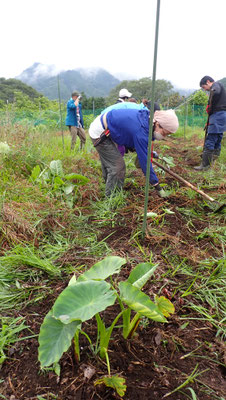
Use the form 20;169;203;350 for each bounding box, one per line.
101;101;148;115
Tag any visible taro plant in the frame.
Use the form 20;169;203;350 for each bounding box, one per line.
38;256;174;396
39;256;174;363
30;159;89;207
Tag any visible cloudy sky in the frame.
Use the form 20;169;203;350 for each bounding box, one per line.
1;0;225;90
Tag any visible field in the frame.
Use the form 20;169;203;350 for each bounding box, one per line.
0;119;225;400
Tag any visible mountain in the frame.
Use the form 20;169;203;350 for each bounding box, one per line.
16;63;120;100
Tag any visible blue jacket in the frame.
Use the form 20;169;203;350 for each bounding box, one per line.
106;108;158;185
65;99;84;127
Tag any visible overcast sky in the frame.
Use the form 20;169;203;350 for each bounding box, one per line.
1;0;225;90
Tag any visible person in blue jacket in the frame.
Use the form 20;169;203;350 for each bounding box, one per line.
65;91;86;151
89;107;179;197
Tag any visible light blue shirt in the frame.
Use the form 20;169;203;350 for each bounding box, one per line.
101;102;147;114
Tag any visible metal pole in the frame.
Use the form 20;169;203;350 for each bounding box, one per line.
142;0;161;236
57;75;65;150
183;98;186;140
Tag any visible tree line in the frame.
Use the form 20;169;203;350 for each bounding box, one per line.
0;76;225;112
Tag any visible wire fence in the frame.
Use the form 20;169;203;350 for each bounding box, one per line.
0;104;207;132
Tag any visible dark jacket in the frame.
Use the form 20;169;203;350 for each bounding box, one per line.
208;82;226;115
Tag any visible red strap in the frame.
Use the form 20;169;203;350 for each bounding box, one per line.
151;141;154;163
206;105;211;115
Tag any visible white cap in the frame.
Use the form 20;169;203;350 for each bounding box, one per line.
119;88;132;98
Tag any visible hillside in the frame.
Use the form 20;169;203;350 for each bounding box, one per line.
0;77;43;103
17;63;120;100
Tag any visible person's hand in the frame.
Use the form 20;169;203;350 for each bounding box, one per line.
157;188;168;198
154;183;168;198
152;151;159;159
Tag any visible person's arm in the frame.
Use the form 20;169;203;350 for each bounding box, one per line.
211;82;221;95
68;99;77;109
207;83;221;114
134;136;167;197
79;103;84;128
133;136;158;185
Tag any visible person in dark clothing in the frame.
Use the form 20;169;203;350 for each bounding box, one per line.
142;98;160;112
194;76;226;170
89;108;179;198
65;91;86;151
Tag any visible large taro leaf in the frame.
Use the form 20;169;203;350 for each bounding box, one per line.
52;280;117;324
38;309;81;368
127;262;158;289
77;256;126;282
49;160;64;177
119;281;167;322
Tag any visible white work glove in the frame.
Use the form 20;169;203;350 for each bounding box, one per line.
154;184;168;198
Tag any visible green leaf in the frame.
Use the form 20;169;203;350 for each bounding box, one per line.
64;173;90;184
146;212;158;218
30;165;41;182
95;375;127;397
127;262;158;289
49;160;64;177
54;176;65;188
63;184;74;195
187;387;198;400
163;208;175;215
38;310;80;368
162;156;175;167
52;280;117;324
68;275;77;286
119;282;166;322
78;256;126;282
155;296;175;317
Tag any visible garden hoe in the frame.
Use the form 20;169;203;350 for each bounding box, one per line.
152;159;225;213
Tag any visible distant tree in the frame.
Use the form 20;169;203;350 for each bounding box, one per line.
162;92;184;108
0;99;5;109
81;92;106;110
13;91;39;110
189;90;208;106
106;77;174;106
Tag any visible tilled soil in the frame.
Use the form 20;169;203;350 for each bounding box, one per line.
1;136;225;400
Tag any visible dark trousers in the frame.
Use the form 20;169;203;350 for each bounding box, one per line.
204;132;224;151
92;137;126;196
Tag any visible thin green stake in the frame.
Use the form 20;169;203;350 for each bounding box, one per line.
57;75;65;150
142;0;161;236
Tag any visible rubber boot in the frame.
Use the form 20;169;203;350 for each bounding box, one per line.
212;148;221;162
194;149;214;171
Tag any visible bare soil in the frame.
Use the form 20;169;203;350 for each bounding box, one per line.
1;136;225;400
